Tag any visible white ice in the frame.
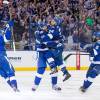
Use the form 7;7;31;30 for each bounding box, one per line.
0;71;100;100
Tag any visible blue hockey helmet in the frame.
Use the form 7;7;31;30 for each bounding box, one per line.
39;22;47;30
94;31;100;38
37;20;47;30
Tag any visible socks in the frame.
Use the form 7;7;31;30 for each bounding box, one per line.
61;67;68;75
34;76;42;85
83;68;97;89
34;67;45;86
5;78;11;87
51;76;57;85
51;72;58;86
83;79;93;89
10;76;18;89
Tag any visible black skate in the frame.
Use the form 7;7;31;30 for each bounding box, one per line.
52;85;61;91
32;85;38;92
50;68;58;75
63;73;71;82
32;87;36;91
80;86;87;92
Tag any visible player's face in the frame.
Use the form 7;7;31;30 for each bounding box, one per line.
50;20;56;26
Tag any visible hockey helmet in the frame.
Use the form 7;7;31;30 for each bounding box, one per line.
39;22;47;30
94;31;100;38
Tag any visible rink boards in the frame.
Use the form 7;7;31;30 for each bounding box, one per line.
6;51;90;71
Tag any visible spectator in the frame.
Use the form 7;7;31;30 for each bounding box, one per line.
0;0;99;51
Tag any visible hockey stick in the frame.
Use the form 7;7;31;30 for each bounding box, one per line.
64;43;93;61
9;5;16;51
64;52;89;61
3;0;16;51
64;53;74;61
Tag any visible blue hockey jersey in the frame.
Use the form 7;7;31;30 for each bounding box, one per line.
90;41;100;64
48;25;64;49
35;23;65;51
35;30;50;51
48;25;61;39
0;25;12;56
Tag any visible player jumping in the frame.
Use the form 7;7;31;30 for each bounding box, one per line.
48;18;71;82
0;21;19;92
80;31;100;92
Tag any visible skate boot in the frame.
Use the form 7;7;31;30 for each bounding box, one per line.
50;68;58;75
11;84;20;92
32;87;36;91
12;86;20;92
32;85;38;91
80;86;87;92
63;73;71;82
52;85;61;91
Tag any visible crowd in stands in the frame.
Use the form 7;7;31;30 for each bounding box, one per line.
0;0;100;50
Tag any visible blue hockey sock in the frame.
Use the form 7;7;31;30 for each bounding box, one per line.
83;68;97;89
5;77;11;87
83;80;92;89
0;71;11;87
10;79;18;89
61;67;68;75
7;80;11;87
34;67;45;86
51;76;57;85
34;76;42;85
52;77;57;85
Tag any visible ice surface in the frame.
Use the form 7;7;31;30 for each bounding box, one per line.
0;71;100;100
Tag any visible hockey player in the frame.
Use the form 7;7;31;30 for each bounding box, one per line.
32;22;61;91
48;19;71;82
80;31;100;92
35;22;58;74
0;21;19;92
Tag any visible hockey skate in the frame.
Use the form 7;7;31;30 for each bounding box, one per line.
50;68;58;75
12;86;20;92
32;87;36;91
63;73;71;82
32;85;38;91
11;84;20;92
80;86;87;92
52;85;61;91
